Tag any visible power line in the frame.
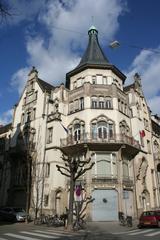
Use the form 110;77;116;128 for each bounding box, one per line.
51;25;160;55
109;40;160;54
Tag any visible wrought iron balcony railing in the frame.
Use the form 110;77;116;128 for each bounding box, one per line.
60;132;140;149
92;174;118;184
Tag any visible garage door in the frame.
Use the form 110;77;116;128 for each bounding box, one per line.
92;189;118;221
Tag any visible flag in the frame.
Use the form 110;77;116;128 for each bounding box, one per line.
60;122;68;133
139;130;145;138
75;184;82;197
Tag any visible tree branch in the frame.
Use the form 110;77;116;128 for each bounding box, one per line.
0;1;12;23
56;165;71;178
79;197;95;217
75;162;95;180
56;164;71;173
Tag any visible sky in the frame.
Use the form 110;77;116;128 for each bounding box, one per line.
0;0;160;125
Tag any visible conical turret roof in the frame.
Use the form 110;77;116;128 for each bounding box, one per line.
77;26;109;67
66;26;126;88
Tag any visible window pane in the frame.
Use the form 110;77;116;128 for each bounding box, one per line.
96;154;111;176
97;160;107;176
92;124;97;139
98;127;102;138
109;124;113;138
123;161;129;178
103;127;107;138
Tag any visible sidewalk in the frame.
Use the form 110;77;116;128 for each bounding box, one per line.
86;219;139;232
26;218;139;233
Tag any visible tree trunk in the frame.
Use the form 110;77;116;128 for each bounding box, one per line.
67;173;75;230
25;157;32;223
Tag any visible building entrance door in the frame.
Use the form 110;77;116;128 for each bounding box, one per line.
92;189;118;221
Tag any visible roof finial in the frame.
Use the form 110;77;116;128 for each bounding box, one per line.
91;15;94;25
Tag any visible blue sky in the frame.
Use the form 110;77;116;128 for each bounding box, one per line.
1;0;160;125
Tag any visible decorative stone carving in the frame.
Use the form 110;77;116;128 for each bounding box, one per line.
136;158;148;185
47;111;61;122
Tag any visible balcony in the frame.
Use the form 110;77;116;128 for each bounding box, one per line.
60;133;140;156
92;174;118;184
47;111;61;122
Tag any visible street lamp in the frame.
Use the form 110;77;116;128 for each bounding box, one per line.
109;40;160;54
109;40;120;49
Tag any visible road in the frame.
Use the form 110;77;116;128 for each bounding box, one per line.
0;221;160;240
86;221;160;240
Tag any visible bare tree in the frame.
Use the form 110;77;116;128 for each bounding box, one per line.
77;195;95;220
27;125;45;220
56;150;94;230
31;161;45;220
0;0;12;23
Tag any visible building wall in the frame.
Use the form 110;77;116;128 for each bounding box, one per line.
1;66;160;221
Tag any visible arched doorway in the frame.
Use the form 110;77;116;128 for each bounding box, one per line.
141;190;150;211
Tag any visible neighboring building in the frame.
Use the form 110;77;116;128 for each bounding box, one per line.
0;123;12;207
0;26;160;221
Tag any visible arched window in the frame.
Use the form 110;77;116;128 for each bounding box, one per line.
106;98;112;109
99;97;105;109
68;119;85;142
98;121;107;139
91;96;98;108
91;117;114;140
74;123;81;141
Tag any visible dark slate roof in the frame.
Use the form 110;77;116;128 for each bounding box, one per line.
66;26;126;88
0;123;12;135
77;26;109;67
37;78;55;93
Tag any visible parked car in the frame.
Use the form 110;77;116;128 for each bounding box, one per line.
138;210;160;228
0;207;27;222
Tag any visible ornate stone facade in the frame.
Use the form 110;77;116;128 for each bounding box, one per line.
0;26;160;220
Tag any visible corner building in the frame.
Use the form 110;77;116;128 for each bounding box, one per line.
0;26;160;221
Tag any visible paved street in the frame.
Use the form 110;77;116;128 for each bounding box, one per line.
0;221;160;240
86;221;160;240
0;222;86;240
